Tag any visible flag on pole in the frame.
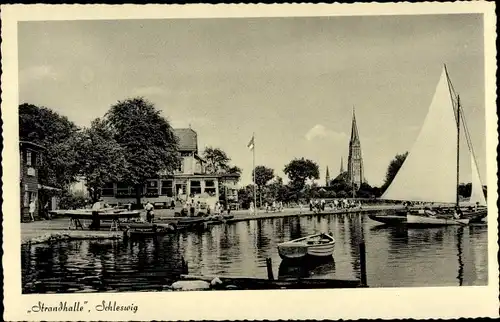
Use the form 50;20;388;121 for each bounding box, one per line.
247;135;255;150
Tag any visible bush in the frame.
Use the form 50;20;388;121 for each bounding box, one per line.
58;193;88;210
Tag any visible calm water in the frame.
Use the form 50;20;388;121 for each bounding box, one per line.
21;212;489;293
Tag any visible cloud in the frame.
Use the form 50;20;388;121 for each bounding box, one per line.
20;65;58;82
305;124;347;142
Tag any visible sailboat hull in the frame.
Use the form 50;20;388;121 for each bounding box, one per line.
406;214;469;226
368;214;407;225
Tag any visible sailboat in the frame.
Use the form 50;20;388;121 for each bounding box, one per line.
370;65;487;226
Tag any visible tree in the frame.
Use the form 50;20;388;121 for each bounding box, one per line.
203;147;231;174
19;103;80;189
106;97;180;205
252;165;274;206
283;158;320;192
227;165;242;177
76;118;128;202
382;152;408;192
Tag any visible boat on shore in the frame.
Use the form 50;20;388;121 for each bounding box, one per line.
49;209;141;220
277;233;335;260
372;65;488;227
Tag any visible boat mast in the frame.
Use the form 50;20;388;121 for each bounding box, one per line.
444;64;461;207
456;95;461;207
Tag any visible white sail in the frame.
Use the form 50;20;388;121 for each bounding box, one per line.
469;153;487;206
381;68;458;203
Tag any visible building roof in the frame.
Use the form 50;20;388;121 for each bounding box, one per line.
174;128;198;152
20;140;46;151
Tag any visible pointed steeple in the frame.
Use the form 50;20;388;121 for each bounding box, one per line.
340;157;344;173
350;106;360;143
325;166;330;186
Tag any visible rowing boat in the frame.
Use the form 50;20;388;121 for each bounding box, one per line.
278;233;335;260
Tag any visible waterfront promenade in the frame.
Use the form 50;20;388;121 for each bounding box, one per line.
21;204;402;245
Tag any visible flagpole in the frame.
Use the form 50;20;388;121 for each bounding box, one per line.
252;132;257;214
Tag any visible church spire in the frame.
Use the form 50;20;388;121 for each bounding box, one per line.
350;106;360;143
325;166;330;186
340;156;344;173
347;105;364;189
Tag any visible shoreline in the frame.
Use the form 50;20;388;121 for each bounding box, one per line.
21;205;401;246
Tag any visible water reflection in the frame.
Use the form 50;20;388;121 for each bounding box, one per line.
22;212;488;293
278;257;336;279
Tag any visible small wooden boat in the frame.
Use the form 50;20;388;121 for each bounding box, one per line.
278;233;335;260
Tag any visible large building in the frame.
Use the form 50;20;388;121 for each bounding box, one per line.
346;109;365;188
100;128;239;207
20;141;44;220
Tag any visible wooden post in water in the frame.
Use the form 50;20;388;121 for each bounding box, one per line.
181;257;189;275
266;258;274;280
359;242;367;286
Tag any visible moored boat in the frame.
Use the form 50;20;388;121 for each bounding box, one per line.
277;233;335;260
406;213;469;226
126;227;175;238
368;213;407;225
377;65;488;227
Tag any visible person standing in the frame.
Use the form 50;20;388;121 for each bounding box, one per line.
190;199;195;217
90;199;102;230
145;201;154;223
29;199;36;222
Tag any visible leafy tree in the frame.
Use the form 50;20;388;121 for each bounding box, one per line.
19;103;80;189
227;165;242;179
253;165;274;187
252;165;275;206
283;158;320;192
458;183;472;198
382;152;408;192
203;147;231;174
76;118;127;202
106;97;180;205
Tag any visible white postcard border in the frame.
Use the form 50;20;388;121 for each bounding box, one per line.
2;3;498;321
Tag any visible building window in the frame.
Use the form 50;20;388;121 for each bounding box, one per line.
146;180;159;196
190;180;201;195
161;180;173;196
205;179;216;195
115;182;130;196
102;183;115;197
26;151;32;166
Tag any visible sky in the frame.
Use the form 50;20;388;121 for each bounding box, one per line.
18;14;487;187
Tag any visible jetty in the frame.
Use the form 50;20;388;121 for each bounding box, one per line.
171;242;368;291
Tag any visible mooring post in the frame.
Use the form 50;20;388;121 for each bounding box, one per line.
122;229;129;243
181;257;189;275
359;242;367;286
266;258;274;280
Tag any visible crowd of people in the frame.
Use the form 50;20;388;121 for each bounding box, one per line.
305;198;362;213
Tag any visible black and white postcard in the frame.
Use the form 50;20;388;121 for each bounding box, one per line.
1;3;498;321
